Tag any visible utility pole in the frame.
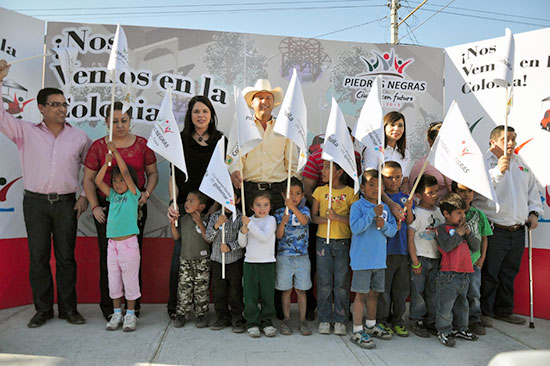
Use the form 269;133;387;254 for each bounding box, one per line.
390;0;400;45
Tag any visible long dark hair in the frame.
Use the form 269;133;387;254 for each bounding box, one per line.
181;96;222;144
384;111;407;159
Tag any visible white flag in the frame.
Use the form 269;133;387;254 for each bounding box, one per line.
322;98;359;193
428;101;498;206
200;138;237;220
493;28;515;88
51;47;79;97
274;68;308;172
147;88;187;177
352;75;384;170
107;24;132;113
225;86;262;167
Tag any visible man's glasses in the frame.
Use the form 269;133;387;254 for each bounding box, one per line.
44;102;69;108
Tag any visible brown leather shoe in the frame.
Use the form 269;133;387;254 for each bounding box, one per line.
493;314;526;325
28;310;54;328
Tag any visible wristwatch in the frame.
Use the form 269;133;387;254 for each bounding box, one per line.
529;211;539;218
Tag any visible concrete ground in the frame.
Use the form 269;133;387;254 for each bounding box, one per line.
0;304;549;366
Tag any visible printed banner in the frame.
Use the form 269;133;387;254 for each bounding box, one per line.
445;27;550;248
0;8;45;239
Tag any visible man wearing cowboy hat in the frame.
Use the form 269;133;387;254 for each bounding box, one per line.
230;79;298;214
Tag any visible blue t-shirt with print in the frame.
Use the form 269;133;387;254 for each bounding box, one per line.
274;206;310;256
386;191;415;255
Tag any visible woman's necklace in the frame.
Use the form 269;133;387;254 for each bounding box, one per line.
195;130;208;142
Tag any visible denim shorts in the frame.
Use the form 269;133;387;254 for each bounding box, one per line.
275;255;312;291
351;269;385;294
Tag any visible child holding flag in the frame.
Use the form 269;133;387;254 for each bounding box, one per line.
238;191;278;338
205;191;246;334
170;190;211;329
95;143;141;332
311;161;358;336
349;169;398;348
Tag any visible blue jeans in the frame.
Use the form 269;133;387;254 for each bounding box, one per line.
436;271;469;335
409;256;439;324
316;237;350;323
467;265;482;324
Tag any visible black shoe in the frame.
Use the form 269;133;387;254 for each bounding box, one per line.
195;315;208;328
232;320;246;334
410;320;430;338
210;318;231;330
28;310;54;328
426;322;438;336
452;329;479;341
174;315;186;328
59;310;86;324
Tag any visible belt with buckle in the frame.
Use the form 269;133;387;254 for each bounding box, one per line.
24;190;76;203
492;222;525;232
245;181;285;191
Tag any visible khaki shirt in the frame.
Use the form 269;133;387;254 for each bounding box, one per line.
231;117;298;183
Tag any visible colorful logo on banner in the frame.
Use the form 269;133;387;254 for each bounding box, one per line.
0;176;22;212
359;49;414;78
2;80;34;118
460;141;473;157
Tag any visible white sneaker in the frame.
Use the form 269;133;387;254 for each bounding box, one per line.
318;322;331;335
106;312;123;331
248;326;261;338
122;314;137;332
263;325;277;337
334;322;347;336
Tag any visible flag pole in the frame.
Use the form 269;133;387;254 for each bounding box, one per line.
221;206;226;279
528;228;534;328
503;86;509;157
326;161;333;243
171;163;178;228
408;157;430;200
285;141;293;215
108;71;116;167
239;155;246;215
8;52;51;66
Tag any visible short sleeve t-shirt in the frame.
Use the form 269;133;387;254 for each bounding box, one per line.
106;189;140;238
408;206;445;259
465;207;493;264
274;206;311;256
386;191;415;255
312;185;358;239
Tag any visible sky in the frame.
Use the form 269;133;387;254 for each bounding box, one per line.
1;0;549;48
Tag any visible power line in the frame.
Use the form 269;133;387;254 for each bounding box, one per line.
12;0;382;12
21;4;387;18
407;1;549;22
399;0;456;42
314;15;388;38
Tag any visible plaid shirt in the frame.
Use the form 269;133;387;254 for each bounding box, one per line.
205;209;244;264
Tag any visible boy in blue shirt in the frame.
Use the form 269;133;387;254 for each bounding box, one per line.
274;177;312;336
349;169;398;349
376;161;414;337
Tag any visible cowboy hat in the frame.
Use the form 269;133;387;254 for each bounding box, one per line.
242;79;284;108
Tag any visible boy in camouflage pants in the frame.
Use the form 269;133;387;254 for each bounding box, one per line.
170;190;211;328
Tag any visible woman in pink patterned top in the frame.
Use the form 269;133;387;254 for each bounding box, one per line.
83;101;158;320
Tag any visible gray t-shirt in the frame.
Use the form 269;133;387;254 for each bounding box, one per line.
179;214;210;260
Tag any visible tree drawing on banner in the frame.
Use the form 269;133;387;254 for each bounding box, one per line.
278;37;331;82
204;33;267;87
331;46;369;104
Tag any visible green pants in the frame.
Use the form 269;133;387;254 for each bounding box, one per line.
243;262;276;328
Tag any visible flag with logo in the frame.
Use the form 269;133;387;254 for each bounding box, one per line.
107;24;132;113
225;86;262;168
147;88;187;177
274;68;308;172
200;138;236;220
51;47;79;97
427;101;498;206
493;28;515;88
322;98;359;193
352;75;384;170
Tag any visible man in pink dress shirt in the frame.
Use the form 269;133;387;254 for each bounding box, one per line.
0;59;91;328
